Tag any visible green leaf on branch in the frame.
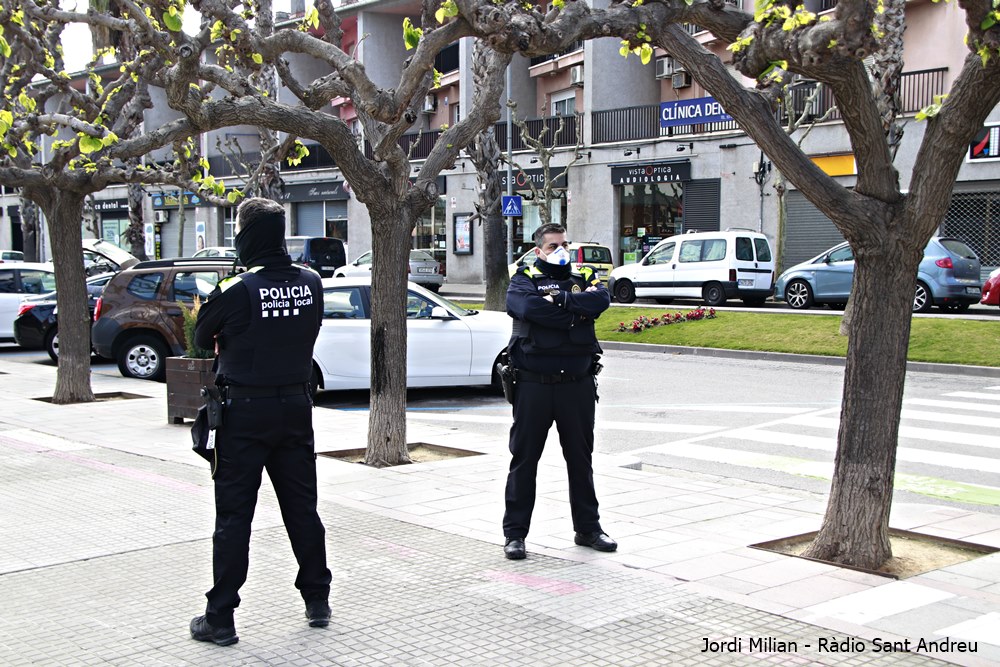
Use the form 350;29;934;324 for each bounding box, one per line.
403;17;422;50
163;10;183;32
981;14;997;30
1;36;12;59
435;0;459;24
639;43;653;65
227;190;244;203
916;94;948;121
78;135;105;154
727;35;754;53
252;53;263;64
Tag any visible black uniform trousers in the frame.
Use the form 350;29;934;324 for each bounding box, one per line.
503;375;601;539
205;393;331;626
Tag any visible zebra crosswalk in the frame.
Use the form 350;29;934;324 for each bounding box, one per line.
401;383;1000;508
631;385;1000;507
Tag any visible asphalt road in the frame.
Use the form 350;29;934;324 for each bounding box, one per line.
4;342;998;516
315;350;1000;517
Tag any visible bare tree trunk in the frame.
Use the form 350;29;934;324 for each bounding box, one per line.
803;228;921;569
19;195;39;262
124;175;148;260
365;205;412;466
27;188;96;403
471;129;508;311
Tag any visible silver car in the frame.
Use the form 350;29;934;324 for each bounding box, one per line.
774;237;982;312
335;249;444;292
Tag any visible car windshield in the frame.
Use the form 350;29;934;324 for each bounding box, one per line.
421;289;479;317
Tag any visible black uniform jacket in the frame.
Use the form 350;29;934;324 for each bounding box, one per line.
506;260;610;374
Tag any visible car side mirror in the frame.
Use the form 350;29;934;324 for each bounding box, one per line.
430;306;452;319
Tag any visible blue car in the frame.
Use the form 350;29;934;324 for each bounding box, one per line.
774;237;982;312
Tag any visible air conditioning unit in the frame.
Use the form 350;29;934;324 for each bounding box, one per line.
569;65;584;87
421;94;437;113
655;57;675;79
152;210;168;223
671;71;692;89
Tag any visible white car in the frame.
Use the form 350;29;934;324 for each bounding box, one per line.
0;262;57;339
335;249;444;292
311;277;510;393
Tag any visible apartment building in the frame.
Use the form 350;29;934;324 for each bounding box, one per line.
4;0;999;280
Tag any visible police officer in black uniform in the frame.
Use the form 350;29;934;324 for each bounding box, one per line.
189;198;331;646
503;223;617;560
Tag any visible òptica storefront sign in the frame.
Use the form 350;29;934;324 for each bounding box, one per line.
611;161;691;185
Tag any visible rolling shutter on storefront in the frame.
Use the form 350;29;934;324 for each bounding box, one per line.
181;215;198;257
681;179;720;233
783;191;845;272
296;202;325;236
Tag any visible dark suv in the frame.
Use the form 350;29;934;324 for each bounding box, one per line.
91;258;237;380
285;236;346;278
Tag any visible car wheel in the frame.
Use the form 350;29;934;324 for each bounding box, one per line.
742;297;766;307
116;335;168;381
613;279;636;304
654;298;674;305
45;328;59;363
913;281;932;313
784;280;814;310
702;282;726;307
828;303;847;311
426;284;440;293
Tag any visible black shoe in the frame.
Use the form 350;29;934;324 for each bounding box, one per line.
503;537;526;560
574;531;618;552
190;615;238;646
305;600;331;628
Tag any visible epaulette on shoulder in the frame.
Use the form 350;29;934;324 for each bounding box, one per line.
519;265;543;278
575;264;601;286
217;266;263;293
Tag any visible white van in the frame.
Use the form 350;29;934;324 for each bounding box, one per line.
608;229;775;306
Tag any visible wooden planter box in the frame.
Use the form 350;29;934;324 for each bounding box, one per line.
166;356;216;424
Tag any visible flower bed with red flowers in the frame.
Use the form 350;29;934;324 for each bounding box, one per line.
615;307;717;333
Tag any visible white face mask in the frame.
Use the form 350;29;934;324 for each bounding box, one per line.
541;246;571;266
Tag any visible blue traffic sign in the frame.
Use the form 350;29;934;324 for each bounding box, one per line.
502;195;523;217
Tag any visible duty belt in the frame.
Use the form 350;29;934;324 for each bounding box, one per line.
225;383;309;398
514;369;588;384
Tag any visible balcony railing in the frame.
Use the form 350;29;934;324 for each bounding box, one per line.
492;114;580;152
590;68;947;144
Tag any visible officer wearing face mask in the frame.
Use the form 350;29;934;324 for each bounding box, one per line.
188;197;331;646
501;223;616;561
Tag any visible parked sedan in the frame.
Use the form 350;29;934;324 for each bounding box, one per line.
13;273;114;360
774;237;982;312
335;249;444;292
311;277;510;394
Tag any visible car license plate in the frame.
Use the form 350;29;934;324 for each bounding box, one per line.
738;278;754;287
322;266;336;271
417;267;434;274
966;286;981;295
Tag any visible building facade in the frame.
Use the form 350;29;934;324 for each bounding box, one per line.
3;0;999;280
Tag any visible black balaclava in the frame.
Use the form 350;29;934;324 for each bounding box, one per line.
533;252;572;281
234;210;291;268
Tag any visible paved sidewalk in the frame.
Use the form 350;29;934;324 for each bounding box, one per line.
1;356;999;666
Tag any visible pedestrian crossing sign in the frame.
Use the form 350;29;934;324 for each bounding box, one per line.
502;195;523;217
